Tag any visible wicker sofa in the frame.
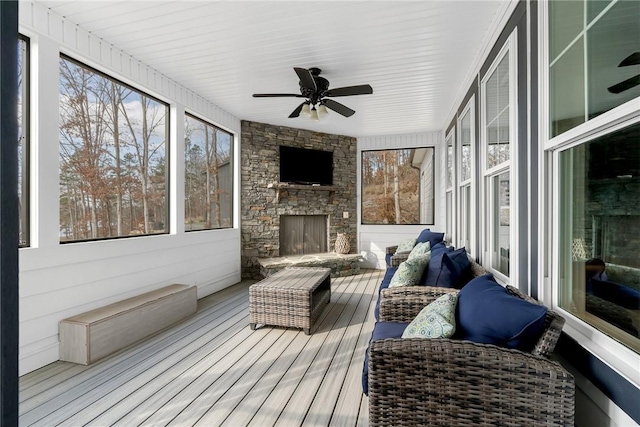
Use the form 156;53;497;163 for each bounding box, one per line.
368;284;575;426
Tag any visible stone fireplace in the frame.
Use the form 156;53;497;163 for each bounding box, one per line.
240;120;358;279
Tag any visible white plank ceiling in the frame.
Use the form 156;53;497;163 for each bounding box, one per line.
33;0;509;137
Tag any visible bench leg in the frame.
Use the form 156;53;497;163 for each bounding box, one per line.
250;323;257;331
303;328;310;335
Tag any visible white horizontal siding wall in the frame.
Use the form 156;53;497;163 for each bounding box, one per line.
357;132;443;269
18;1;242;375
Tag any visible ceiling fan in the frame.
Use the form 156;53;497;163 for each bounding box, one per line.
252;67;373;119
607;52;640;94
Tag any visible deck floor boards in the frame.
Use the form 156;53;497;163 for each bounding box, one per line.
19;269;384;427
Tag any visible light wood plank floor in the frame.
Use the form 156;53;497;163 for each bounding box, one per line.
19;269;384;427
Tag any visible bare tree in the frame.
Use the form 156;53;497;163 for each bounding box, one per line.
59;59;112;239
393;150;400;223
120;94;166;233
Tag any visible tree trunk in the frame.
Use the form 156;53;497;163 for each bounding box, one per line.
141;99;150;233
394;151;401;223
111;84;123;236
204;126;212;229
211;131;221;227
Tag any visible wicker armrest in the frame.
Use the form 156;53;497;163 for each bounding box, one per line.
368;338;575;427
379;286;458;322
389;252;410;267
505;285;565;358
385;245;398;255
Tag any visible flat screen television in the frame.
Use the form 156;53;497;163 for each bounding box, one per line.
279;146;333;185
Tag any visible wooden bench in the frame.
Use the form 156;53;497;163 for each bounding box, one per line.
59;284;197;365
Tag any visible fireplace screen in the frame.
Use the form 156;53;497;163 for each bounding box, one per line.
280;215;327;256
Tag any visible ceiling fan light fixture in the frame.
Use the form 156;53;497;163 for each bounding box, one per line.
310;106;319;121
301;103;311;116
318;104;329;117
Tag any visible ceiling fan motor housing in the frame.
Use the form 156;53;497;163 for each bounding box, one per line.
300;68;330;102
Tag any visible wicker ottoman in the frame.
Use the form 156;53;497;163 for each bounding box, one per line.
249;267;331;335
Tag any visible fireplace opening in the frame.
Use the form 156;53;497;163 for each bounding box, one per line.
280;215;328;256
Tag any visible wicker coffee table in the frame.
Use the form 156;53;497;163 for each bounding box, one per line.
249;267;331;335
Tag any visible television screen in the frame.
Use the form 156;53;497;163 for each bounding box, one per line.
279;146;333;185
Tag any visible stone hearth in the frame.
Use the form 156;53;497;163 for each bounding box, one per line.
241;120;358;279
257;253;364;278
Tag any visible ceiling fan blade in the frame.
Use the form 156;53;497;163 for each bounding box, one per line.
325;84;373;97
288;102;306;118
607;74;640;94
294;67;317;92
322;99;355;117
619;52;640;67
253;93;305;98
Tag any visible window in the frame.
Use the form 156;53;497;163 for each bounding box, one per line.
549;0;640;137
549;0;640;357
445;130;455;243
457;99;474;251
557;122;640;353
59;56;169;242
184;114;233;230
18;36;29;247
361;148;434;225
481;33;516;281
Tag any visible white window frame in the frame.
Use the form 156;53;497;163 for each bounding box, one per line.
457;96;475;254
480;31;518;285
444;129;456;244
538;0;640;387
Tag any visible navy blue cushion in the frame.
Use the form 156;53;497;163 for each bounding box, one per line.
591;279;640;309
416;229;445;248
433;248;471;289
362;321;409;395
420;242;453;285
374;267;398;320
385;252;393;267
455;274;547;351
380;267;398;291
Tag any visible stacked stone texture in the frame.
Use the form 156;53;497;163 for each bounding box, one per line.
241;120;358;279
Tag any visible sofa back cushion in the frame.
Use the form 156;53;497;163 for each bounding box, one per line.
455;274;547;351
416;229;445;248
420;242;452;286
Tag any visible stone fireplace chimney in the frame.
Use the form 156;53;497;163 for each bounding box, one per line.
240;120;357;279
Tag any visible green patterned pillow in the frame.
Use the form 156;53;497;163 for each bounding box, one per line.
395;238;416;254
402;292;458;338
408;241;431;260
388;255;430;288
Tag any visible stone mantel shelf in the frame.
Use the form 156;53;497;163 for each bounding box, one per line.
267;182;337;203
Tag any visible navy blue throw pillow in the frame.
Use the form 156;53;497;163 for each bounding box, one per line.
431;250;470;288
420;242;453;286
416;229;445;249
441;248;472;288
455;274;547;351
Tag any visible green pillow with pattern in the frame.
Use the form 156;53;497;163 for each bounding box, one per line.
402;292;458;338
388;254;430;288
394;238;416;254
408;241;431;260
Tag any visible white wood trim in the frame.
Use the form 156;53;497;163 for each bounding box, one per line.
540;0;640;390
479;30;518;284
17;0;243;375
